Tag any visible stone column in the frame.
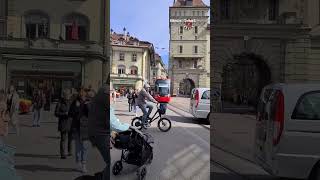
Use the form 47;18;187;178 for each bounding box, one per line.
84;59;103;91
0;57;6;91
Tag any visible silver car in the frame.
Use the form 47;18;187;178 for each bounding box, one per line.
254;83;320;180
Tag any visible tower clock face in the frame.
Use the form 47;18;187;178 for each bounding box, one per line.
184;19;193;30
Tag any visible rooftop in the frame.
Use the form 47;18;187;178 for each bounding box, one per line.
172;0;208;7
110;31;152;47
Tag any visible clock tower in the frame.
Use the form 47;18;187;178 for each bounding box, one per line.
169;0;210;96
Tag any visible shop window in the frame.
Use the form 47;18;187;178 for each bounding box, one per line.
25;11;49;39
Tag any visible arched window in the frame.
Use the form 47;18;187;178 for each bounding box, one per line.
118;65;126;74
130;66;138;75
24;11;49;39
63;13;89;41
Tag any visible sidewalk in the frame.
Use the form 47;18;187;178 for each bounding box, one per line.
4;106;105;180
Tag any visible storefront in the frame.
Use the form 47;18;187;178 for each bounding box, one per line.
7;59;82;101
112;78;142;91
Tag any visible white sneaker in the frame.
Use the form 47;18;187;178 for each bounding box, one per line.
82;164;88;173
77;162;82;172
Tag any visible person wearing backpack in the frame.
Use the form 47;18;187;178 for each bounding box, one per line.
69;88;90;173
55;89;73;159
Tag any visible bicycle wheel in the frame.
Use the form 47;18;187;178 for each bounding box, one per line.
157;118;171;132
131;117;143;130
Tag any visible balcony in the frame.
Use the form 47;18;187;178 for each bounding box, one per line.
0;38;103;57
111;73;143;79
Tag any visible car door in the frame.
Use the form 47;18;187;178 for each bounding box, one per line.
198;90;210;118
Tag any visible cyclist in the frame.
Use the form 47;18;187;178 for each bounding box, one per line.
136;83;158;128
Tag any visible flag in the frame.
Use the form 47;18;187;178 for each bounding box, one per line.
71;21;79;40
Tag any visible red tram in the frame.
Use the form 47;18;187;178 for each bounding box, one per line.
153;78;171;103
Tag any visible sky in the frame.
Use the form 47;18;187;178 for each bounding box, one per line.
111;0;210;68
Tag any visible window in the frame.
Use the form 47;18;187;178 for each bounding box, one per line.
180;36;182;40
193;60;198;68
118;65;126;74
178;11;181;16
221;0;231;19
25;12;49;39
119;53;125;61
130;66;138;75
183;11;186;16
292;91;320;120
195;36;198;40
202;90;210;100
193;11;195;16
179;45;183;53
132;53;137;62
197;11;200;16
194;46;198;54
179;26;183;34
202;11;205;16
178;60;182;68
195;26;198;34
64;13;89;41
268;0;277;21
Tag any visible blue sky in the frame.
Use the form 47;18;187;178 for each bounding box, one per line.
111;0;210;67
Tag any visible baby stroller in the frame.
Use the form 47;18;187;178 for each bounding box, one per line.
111;127;154;180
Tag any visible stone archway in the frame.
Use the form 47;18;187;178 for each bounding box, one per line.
221;53;271;107
179;78;195;96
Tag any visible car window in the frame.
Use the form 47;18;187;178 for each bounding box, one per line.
292;91;320;120
202;90;210;100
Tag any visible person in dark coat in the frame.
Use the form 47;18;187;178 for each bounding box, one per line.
88;84;109;180
69;88;90;173
127;89;134;112
55;89;73;159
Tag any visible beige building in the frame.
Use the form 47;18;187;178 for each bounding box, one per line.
150;53;168;87
169;0;210;96
110;30;155;90
0;0;108;100
212;0;320;112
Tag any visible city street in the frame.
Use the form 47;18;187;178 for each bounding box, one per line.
4;104;105;180
211;113;277;180
111;97;210;180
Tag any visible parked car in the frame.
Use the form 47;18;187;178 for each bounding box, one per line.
190;88;210;121
254;83;320;180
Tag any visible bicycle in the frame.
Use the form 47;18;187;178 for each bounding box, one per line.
131;103;171;132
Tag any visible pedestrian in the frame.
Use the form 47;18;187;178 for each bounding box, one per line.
7;85;20;135
132;90;138;116
87;85;96;99
55;89;73;159
32;89;44;127
88;84;109;180
0;89;9;142
69;88;90;173
127;89;133;112
111;90;116;104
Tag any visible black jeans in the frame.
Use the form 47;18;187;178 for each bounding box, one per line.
128;103;132;112
60;131;73;157
90;135;110;180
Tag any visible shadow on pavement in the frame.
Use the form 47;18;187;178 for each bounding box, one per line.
15;164;79;172
166;115;209;125
115;113;134;117
15;153;60;159
44;136;60;139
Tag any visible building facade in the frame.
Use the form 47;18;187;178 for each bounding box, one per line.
0;0;7;37
110;30;155;90
150;53;168;87
0;0;107;100
212;0;320;112
169;0;210;96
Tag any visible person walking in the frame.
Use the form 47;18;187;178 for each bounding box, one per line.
7;85;20;135
88;84;109;180
0;89;9;143
127;89;133;112
55;89;73;159
111;90;116;104
69;88;90;173
132;90;138;116
32;89;44;127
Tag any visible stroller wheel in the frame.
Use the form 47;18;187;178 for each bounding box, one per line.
112;161;123;176
137;165;147;180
